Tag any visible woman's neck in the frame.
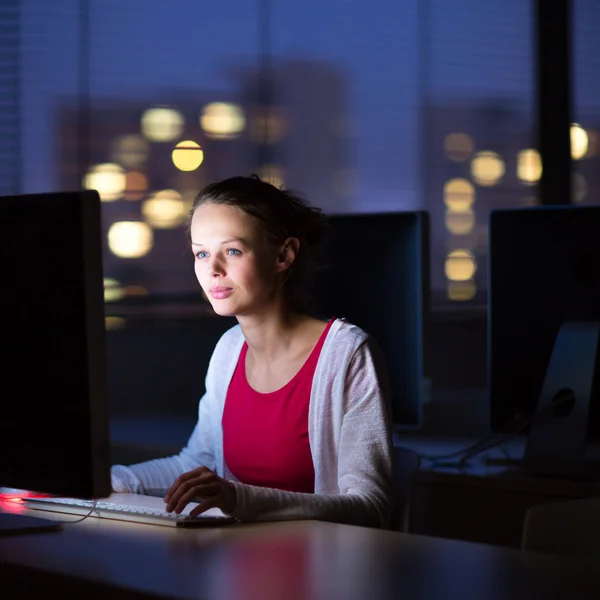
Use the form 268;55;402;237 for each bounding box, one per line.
237;308;311;363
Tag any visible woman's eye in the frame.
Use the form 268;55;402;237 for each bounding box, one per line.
196;251;208;259
226;248;241;256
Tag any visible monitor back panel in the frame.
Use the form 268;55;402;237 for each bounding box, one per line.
488;205;600;437
314;211;430;428
0;190;111;498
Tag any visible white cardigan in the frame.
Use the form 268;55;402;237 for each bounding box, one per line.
111;317;394;528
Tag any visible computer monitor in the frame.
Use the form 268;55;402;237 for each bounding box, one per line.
488;205;600;480
0;190;111;516
314;211;431;429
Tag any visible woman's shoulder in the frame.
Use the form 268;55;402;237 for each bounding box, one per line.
326;317;372;350
204;322;244;381
329;316;370;341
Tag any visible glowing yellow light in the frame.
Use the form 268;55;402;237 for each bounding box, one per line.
445;209;475;235
105;316;126;331
444;133;475;162
447;281;477;302
111;134;149;168
445;249;477;281
141;107;184;142
142;189;188;229
517;149;542;183
123;171;148;201
200;102;246;139
258;164;285;189
83;163;126;202
108;221;153;258
250;108;286;144
570;124;589;160
122;285;149;297
471;151;505;186
172;140;204;172
444;178;475;212
103;278;124;303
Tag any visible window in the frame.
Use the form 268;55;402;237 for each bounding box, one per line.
11;1;597;310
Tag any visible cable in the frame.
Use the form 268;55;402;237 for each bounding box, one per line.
3;497;98;525
57;500;98;524
418;393;575;467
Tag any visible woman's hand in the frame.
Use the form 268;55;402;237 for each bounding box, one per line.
164;466;237;516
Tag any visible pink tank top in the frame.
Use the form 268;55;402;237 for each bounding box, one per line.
222;320;334;493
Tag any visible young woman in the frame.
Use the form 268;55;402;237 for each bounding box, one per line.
111;175;394;529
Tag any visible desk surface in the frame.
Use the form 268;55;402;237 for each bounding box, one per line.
1;501;598;600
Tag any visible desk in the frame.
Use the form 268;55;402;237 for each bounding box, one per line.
1;502;598;600
411;463;600;548
110;425;600;550
399;435;600;548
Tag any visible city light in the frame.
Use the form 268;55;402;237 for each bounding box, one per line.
573;172;588;204
447;281;477;302
103;278;124;302
444;178;475;212
111;134;149;168
105;316;126;331
122;285;149;297
570;123;589;160
108;221;153;258
200;102;246;139
172;140;204;171
258;164;285;188
83;163;126;201
123;171;148;201
445;249;477;281
517;149;542;184
444;133;475;162
250;107;286;145
471;151;505;186
141;107;184;142
445;209;475;235
142;189;188;229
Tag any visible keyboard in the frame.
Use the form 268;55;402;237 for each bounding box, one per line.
22;492;238;528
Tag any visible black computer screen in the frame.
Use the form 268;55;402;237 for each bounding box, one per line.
488;205;600;442
0;190;111;499
313;211;431;428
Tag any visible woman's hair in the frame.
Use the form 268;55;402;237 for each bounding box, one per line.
190;174;330;314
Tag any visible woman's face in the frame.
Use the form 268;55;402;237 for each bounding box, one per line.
190;202;283;317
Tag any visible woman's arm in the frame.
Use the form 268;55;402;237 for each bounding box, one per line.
110;324;243;495
110;392;218;494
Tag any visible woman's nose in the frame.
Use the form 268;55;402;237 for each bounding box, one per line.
208;257;224;276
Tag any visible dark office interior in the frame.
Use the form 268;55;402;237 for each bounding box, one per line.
1;1;599;598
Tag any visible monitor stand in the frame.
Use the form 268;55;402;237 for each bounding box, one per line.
522;321;599;481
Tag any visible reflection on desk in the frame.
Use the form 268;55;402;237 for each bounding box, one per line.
1;501;599;600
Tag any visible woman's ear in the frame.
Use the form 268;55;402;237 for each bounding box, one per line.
276;237;300;272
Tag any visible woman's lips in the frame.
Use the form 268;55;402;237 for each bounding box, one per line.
209;286;233;299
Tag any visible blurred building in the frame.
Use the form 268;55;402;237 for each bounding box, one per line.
423;100;598;302
57;92;241;296
56;59;352;297
228;59;353;215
